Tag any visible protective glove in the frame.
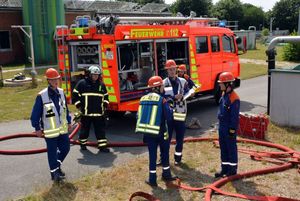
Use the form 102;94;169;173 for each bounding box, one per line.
73;111;82;123
166;98;174;108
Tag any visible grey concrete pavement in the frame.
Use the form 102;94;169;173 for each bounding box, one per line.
0;76;267;201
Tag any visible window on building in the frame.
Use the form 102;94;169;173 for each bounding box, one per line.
222;35;235;53
0;31;12;51
196;36;208;54
211;36;220;52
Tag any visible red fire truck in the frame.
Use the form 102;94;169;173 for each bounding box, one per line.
54;15;242;112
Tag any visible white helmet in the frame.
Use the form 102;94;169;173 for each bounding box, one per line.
88;65;102;75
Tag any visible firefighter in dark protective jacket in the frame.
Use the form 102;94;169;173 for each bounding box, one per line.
72;65;110;152
136;76;177;187
215;72;240;178
31;68;72;183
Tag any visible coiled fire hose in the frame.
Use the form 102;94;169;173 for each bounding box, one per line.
1;123;299;201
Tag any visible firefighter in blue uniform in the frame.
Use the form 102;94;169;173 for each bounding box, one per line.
31;68;72;182
163;60;190;165
136;76;177;187
72;65;110;152
215;72;240;178
177;64;196;90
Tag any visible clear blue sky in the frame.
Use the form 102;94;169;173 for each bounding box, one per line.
164;0;279;12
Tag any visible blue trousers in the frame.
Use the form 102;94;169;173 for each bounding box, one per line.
168;120;186;162
45;134;70;173
219;127;238;175
144;134;172;184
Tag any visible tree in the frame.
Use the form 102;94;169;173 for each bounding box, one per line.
117;0;164;4
212;0;243;21
283;31;300;61
170;0;213;17
272;0;300;32
261;28;269;36
240;4;265;30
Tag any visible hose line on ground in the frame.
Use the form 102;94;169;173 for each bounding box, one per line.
0;123;299;201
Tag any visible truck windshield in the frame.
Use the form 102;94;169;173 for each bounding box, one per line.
222;35;236;53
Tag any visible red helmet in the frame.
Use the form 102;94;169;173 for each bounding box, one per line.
165;59;177;70
178;64;186;72
45;68;60;80
148;76;163;88
218;72;235;83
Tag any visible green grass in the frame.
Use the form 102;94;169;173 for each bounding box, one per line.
267;123;300;150
1;64;25;71
1;63;33;71
240;63;267;80
240;42;285;61
0;69;47;122
0;68;78;122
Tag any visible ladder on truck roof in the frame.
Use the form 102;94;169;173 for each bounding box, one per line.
95;15;218;26
54;25;72;103
117;16;218;23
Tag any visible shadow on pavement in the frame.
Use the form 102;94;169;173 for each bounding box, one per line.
240;100;266;113
77;148;117;168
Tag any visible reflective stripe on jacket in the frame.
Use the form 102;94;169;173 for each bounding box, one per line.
39;88;68;138
136;93;163;136
163;77;188;121
72;78;109;116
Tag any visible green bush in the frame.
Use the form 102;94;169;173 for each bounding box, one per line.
261;28;269;36
283;31;300;61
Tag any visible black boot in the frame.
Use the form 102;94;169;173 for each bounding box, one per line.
174;154;182;166
80;144;87;150
99;147;110;153
147;172;157;187
162;175;178;182
215;165;228;178
226;166;237;177
226;171;237;177
174;161;183;166
58;168;66;179
145;180;158;187
215;171;227;178
162;170;178;182
51;170;63;183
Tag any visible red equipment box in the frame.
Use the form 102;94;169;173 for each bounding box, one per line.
237;113;269;140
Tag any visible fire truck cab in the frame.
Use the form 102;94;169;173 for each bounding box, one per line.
55;15;241;112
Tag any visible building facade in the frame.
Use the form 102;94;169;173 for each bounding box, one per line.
0;0;171;65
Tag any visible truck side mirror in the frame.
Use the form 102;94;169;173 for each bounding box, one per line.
236;36;247;55
236;37;242;44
